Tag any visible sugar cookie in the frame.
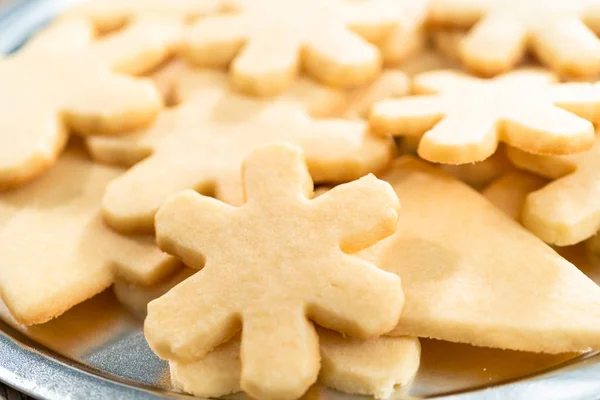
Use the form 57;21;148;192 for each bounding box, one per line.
0;17;180;189
370;69;599;164
88;63;347;166
116;265;419;399
376;0;428;66
180;0;399;96
145;144;403;400
0;147;176;325
507;138;600;246
98;67;393;234
63;0;221;33
170;331;420;399
428;0;600;77
359;156;600;353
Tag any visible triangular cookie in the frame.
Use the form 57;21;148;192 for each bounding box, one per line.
360;157;600;353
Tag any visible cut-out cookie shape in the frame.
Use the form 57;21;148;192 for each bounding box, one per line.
482;170;547;220
428;0;600;77
170;330;420;399
180;0;399;96
376;0;428;66
145;144;404;400
87;63;347;167
0;147;177;325
63;0;221;32
358;156;600;353
0;17;180;189
507;138;600;246
114;265;419;400
370;69;600;164
98;68;393;234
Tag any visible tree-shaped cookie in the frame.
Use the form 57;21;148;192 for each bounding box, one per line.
0;147;177;326
357;157;600;353
0;17;181;189
180;0;399;96
87;63;347;166
145;144;404;400
507;138;600;246
428;0;600;77
370;69;600;164
169;330;420;399
98;67;393;234
63;0;221;32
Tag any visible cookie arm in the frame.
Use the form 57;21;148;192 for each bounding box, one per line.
308;254;403;338
502;105;595;155
312;174;399;253
533;17;600;78
145;268;241;362
62;73;162;136
369;96;444;136
240;308;320;400
523;167;600;246
304;26;380;88
550;83;600;123
90;17;182;75
155;190;235;265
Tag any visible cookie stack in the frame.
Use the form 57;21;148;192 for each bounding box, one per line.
1;1;600;399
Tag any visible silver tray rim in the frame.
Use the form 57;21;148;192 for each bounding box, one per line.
2;1;600;399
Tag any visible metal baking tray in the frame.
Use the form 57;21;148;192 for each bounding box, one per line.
2;1;600;399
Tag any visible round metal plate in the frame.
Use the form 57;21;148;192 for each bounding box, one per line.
1;2;600;399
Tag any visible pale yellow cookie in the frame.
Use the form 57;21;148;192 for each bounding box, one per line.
359;156;600;353
376;0;428;66
0;146;176;326
170;331;420;399
179;0;399;96
428;0;600;77
482;170;548;220
0;17;181;189
87;63;347;166
98;67;393;234
370;69;599;164
116;265;419;399
507;138;600;246
63;0;221;33
145;144;403;400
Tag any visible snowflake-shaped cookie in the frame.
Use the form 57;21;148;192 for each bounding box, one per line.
145;144;404;400
98;67;393;234
180;0;399;95
429;0;600;77
86;64;347;166
0;17;180;189
370;69;600;164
